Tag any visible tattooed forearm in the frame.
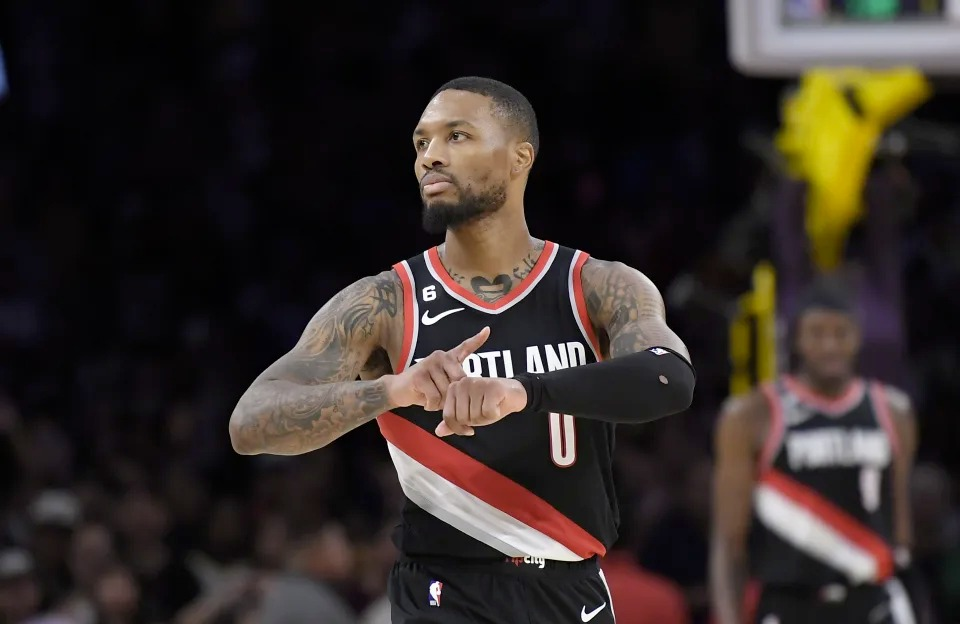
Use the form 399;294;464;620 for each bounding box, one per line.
581;259;690;361
229;271;401;455
232;379;390;455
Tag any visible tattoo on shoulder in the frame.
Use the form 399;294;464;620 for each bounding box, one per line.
331;271;399;341
443;239;545;304
296;270;400;364
581;258;684;359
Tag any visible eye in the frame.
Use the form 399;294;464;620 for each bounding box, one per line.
450;131;467;141
415;139;428;151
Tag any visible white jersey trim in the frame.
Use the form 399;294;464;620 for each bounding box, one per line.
396;260;420;373
598;568;617;622
568;249;601;362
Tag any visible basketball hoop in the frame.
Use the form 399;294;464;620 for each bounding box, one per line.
728;0;960;77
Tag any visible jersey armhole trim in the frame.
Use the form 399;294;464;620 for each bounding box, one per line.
757;382;785;473
868;382;902;458
392;261;419;374
569;250;603;361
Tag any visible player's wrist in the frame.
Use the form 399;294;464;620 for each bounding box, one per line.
379;374;408;410
894;546;912;569
503;378;529;413
512;374;541;412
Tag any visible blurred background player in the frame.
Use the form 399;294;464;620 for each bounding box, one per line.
710;280;919;624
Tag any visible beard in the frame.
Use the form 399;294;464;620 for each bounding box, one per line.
421;180;508;234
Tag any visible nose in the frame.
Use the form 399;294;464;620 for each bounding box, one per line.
822;333;844;351
419;139;449;170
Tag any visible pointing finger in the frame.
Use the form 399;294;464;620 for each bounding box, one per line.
452;326;490;363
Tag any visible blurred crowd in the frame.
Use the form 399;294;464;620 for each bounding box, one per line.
1;1;959;623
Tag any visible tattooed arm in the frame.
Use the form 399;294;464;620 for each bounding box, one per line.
510;258;694;423
229;271;401;455
580;258;690;361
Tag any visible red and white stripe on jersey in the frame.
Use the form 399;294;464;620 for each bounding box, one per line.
754;469;895;583
376;411;607;561
423;241;559;313
568;250;602;362
392;260;419;373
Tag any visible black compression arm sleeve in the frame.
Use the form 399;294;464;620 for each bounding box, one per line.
513;348;695;424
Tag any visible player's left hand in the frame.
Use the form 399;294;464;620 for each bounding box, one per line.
435;377;528;437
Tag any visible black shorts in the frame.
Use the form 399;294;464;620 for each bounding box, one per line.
754;580;916;624
388;555;616;624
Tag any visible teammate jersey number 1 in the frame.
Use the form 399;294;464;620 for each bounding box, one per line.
859;466;881;512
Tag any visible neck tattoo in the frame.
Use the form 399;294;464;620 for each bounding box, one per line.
442;240;544;304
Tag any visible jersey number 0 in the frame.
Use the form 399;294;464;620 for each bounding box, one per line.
548;413;577;467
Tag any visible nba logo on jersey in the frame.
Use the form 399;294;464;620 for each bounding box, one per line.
649;347;669;356
428;580;443;607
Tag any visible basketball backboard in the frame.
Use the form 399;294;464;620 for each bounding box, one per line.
728;0;960;77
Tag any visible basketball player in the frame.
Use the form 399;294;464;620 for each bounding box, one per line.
710;284;919;624
228;76;696;623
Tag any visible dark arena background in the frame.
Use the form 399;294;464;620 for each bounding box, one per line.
1;2;959;623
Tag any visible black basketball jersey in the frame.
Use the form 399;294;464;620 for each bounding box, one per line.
749;375;901;587
375;241;619;562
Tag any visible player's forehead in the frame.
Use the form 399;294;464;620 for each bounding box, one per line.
413;90;496;135
799;307;856;328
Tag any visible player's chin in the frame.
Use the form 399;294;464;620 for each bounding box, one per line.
812;361;854;383
422;189;458;208
421;205;456;234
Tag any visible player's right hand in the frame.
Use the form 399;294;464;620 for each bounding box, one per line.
384;326;490;416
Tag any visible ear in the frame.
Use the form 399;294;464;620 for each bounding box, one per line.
511;142;535;176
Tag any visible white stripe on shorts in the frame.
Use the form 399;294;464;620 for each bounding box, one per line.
598;568;616;623
885;577;916;624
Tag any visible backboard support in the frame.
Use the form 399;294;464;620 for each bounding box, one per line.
728;0;960;77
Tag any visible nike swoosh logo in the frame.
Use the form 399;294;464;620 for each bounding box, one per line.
421;308;465;325
581;602;606;622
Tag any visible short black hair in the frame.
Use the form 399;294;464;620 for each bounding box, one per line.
433;76;540;155
794;276;856;320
